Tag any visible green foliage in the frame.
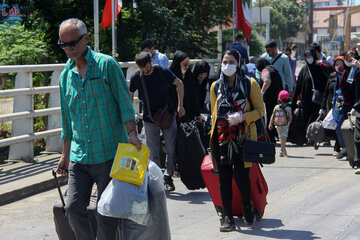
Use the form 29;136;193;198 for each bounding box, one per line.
249;32;264;57
254;0;306;41
8;0;232;60
0;22;50;65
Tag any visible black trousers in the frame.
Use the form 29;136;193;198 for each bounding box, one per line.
217;159;251;217
354;112;360;162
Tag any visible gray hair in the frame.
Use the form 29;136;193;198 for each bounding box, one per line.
59;18;87;36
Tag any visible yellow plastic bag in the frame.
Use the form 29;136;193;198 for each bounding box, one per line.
110;143;149;186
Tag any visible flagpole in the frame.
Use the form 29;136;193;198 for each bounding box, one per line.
111;0;118;57
94;0;99;52
233;0;236;43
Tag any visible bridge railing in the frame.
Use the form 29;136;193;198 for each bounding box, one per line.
0;59;220;162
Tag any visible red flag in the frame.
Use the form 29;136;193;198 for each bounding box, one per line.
101;0;123;29
236;0;252;44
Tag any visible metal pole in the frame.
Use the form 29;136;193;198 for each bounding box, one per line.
93;0;99;52
308;0;313;47
218;25;223;60
233;0;236;43
111;0;118;58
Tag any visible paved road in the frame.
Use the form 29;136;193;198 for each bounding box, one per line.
1;145;360;240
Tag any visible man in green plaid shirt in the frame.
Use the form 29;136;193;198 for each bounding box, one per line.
56;18;141;240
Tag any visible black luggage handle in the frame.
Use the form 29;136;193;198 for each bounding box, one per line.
52;168;66;207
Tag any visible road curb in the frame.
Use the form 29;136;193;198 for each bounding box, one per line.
0;175;67;206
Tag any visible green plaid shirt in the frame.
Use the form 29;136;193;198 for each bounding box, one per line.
59;47;135;164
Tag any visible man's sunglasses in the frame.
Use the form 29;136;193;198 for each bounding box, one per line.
58;34;85;49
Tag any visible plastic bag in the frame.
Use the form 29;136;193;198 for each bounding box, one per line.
323;109;336;130
97;172;150;225
110;143;149;186
121;161;171;240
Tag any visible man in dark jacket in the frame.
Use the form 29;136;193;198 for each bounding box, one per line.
351;60;360;173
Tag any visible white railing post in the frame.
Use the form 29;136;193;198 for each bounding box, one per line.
9;72;34;161
46;70;62;153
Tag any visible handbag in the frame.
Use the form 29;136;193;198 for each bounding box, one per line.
307;66;324;105
312;89;325;105
242;118;275;164
140;72;174;129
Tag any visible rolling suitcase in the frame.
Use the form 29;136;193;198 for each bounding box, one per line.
341;114;355;166
176;121;206;190
52;169;98;240
201;155;268;218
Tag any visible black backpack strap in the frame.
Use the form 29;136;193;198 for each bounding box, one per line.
271;53;283;65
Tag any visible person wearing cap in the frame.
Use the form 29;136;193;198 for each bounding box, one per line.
260;40;294;94
268;90;292;157
293;48;328;145
140;39;169;69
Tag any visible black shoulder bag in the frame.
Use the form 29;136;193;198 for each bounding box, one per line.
242;78;275;165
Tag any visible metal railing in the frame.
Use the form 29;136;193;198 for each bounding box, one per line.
0;59;220;161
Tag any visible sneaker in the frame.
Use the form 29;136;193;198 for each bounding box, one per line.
164;176;175;192
243;202;255;226
280;151;285;157
355;168;360;175
219;216;236;232
332;151;340;157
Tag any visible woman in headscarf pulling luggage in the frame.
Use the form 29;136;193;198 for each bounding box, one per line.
209;49;265;232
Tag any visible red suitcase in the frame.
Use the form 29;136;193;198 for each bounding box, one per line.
201;155;268;218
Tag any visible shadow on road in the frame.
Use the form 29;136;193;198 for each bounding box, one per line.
166;191;212;204
0;155;59;185
235;218;320;239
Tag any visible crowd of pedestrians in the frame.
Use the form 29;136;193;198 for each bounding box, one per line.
55;17;360;238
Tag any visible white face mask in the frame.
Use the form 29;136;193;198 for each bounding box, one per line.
306;57;314;65
181;68;187;74
221;64;237;76
345;61;352;67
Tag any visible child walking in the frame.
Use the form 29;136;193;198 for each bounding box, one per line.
268;90;292;157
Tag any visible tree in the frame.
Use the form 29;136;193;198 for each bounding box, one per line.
254;0;306;41
0;22;49;65
8;0;233;61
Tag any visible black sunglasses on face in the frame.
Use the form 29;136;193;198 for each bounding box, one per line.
58;34;85;49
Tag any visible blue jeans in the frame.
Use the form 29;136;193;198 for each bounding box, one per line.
144;120;177;177
335;121;345;148
65;160;119;240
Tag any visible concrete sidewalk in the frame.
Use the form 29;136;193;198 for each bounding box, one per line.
0;153;65;205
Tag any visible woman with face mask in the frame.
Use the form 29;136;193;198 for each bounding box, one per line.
292;49;328;145
330;55;355;159
169;50;199;123
209;49;265;232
